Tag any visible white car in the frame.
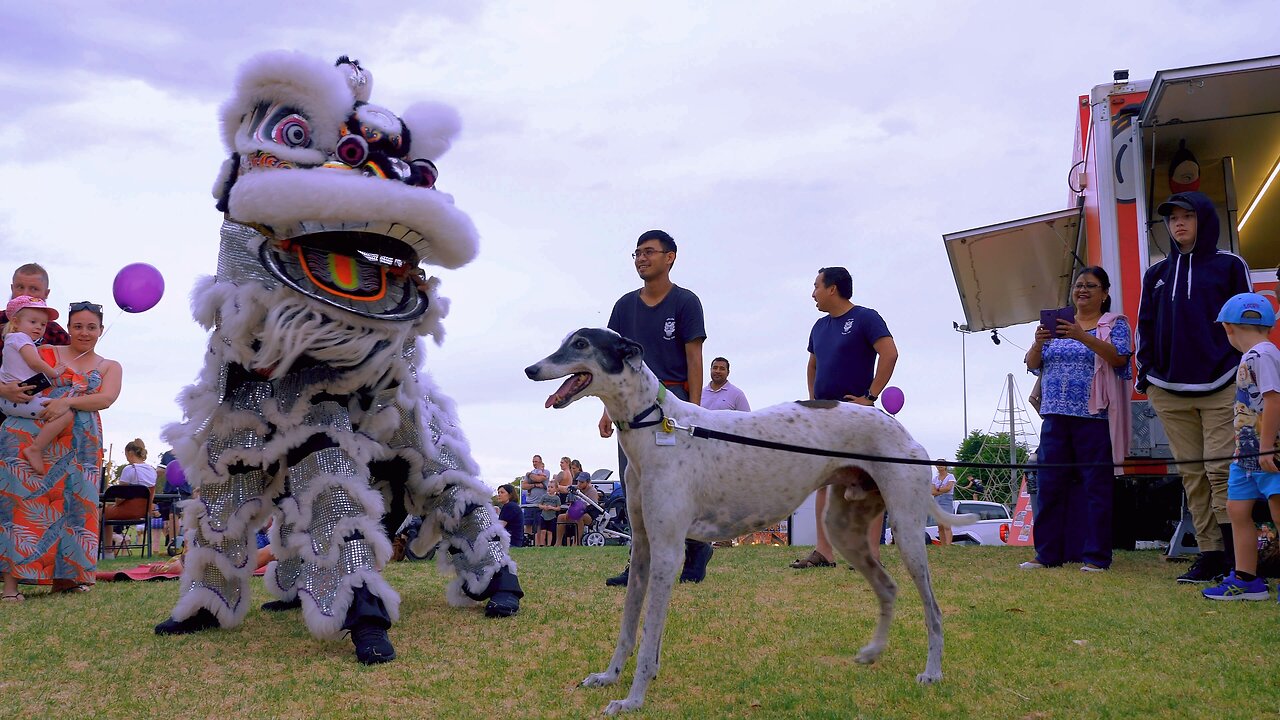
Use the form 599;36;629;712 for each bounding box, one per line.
886;500;1013;546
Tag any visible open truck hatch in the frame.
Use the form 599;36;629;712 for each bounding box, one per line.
1140;55;1280;272
943;207;1083;332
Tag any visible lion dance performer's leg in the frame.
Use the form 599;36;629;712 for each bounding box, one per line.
401;365;522;617
362;340;523;618
155;342;278;636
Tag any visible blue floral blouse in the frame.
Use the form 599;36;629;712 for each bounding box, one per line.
1034;317;1132;419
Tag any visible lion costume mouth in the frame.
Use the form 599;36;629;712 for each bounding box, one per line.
256;221;428;321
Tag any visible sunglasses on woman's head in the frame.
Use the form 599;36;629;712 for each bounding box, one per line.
69;301;103;313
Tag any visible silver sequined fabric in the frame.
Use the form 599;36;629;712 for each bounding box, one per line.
450;540;506;578
207;429;266;466
303;401;353;434
289;447;359;495
308;485;364;557
217;220;277;285
199;470;267;533
186;558;245;614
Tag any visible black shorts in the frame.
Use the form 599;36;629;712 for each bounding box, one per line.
540;517;557;533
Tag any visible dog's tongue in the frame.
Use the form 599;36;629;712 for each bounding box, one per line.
545;376;579;408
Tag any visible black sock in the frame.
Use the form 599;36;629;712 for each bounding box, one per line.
1235;570;1257;582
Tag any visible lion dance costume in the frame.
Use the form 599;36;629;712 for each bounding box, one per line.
154;51;522;663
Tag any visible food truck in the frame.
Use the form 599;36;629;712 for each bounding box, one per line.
943;55;1280;548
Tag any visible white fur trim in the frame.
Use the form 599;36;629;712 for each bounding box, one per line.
220;50;354;155
261;560;296;601
401;102;461;162
227;170;479;269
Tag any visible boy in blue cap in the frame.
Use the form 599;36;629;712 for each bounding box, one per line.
1203;293;1280;601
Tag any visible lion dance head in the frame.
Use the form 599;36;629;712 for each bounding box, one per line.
211;51;477;322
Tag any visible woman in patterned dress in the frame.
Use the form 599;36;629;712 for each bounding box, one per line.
1021;268;1132;572
1;301;122;600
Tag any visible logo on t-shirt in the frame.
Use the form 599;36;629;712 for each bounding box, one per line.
842;319;854;335
664;318;676;340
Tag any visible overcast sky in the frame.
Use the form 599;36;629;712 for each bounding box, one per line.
1;1;1275;486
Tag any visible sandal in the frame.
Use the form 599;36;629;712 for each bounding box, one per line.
789;550;836;569
1;592;24;602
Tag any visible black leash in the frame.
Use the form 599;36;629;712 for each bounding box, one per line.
683;424;1272;472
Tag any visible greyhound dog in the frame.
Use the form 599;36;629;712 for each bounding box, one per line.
525;328;976;715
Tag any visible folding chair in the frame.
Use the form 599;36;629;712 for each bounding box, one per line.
99;484;155;559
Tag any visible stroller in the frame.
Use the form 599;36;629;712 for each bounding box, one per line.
566;470;631;547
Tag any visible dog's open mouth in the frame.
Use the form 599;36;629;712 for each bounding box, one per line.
546;373;592;409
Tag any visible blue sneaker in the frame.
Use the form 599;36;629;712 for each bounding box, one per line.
1202;571;1269;601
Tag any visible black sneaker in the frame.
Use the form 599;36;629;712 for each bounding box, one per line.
485;591;520;618
351;622;396;664
261;598;303;612
679;541;714;583
154;608;220;635
605;565;630;587
1177;552;1227;584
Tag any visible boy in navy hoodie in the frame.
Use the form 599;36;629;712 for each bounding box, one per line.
1137;191;1252;583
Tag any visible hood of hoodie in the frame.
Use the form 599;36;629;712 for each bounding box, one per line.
1166;190;1220;258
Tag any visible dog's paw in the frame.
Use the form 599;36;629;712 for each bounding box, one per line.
854;644;884;664
582;671;619;688
604;698;642;715
916;670;943;684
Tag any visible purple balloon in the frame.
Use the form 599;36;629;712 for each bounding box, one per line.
112;263;165;313
567;498;587;521
164;459;185;489
881;386;905;415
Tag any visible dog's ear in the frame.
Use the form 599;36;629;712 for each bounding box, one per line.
620;336;645;370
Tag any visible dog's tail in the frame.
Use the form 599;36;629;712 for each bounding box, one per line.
932;509;978;527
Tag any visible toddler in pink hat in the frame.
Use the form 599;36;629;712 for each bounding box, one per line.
1;295;69;475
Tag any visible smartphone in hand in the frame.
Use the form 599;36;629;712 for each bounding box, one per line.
1040;306;1076;336
21;372;52;396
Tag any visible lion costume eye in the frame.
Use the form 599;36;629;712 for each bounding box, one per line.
271;114;312;148
408;159;438;188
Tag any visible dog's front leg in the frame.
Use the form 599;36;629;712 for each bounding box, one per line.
583;526;650;690
602;531;682;715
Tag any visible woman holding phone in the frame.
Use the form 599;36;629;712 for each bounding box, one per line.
1020;267;1132;572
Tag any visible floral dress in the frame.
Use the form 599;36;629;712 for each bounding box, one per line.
0;348;104;586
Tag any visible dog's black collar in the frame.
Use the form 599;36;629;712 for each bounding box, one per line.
614;385;668;431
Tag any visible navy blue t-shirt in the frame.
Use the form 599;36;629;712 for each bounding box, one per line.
807;305;891;401
608;285;707;384
498;500;524;546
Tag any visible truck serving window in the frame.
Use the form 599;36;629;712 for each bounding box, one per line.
1139;57;1280;274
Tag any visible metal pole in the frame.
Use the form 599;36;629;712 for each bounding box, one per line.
961;331;968;436
1006;373;1017;500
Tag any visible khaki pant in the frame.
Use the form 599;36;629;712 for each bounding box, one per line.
1147;384;1235;552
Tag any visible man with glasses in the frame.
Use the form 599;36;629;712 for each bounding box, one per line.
0;264;68;410
1137;191;1252;583
599;229;713;586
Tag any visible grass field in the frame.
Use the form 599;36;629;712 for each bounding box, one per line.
2;544;1279;719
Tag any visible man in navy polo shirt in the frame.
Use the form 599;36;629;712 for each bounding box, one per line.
790;266;898;569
